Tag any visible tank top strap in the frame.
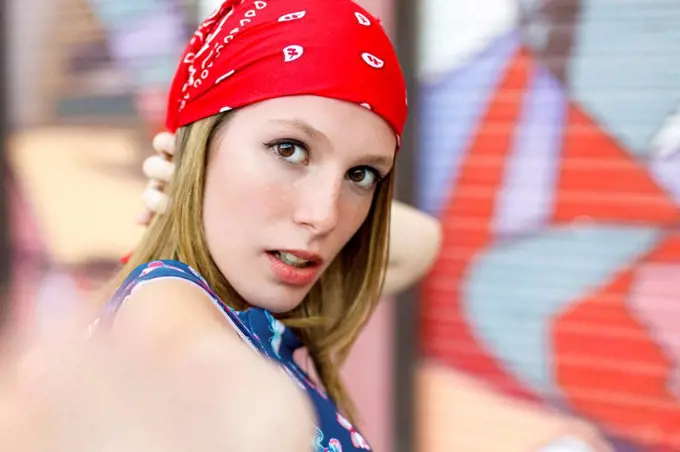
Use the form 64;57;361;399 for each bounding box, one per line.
95;260;258;350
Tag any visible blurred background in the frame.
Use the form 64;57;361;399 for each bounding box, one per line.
1;0;680;451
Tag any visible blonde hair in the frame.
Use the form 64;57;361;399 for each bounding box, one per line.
109;112;394;422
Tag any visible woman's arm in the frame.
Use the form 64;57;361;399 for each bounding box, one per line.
383;200;442;297
0;279;314;452
111;278;316;450
138;133;443;297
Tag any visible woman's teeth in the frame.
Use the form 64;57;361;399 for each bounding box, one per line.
273;251;313;268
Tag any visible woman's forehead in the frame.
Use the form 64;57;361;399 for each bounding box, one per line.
224;96;397;154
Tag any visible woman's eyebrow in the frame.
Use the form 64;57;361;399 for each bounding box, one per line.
266;119;330;145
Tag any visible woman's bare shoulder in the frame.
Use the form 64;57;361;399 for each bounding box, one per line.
113;277;244;359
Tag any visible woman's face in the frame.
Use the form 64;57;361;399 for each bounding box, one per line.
203;96;396;312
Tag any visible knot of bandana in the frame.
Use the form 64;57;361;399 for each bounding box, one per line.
165;0;407;144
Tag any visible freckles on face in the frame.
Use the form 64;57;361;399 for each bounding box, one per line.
201;96;396;312
204;130;293;231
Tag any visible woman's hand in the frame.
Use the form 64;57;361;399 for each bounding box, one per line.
137;132;176;225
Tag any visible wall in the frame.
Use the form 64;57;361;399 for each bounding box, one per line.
417;1;680;451
7;0;56;128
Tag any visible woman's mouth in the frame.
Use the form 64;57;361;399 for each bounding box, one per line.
269;251;315;268
266;250;323;286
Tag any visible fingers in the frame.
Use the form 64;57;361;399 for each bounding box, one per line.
137;133;176;227
142;155;175;184
136;179;170;227
141;182;171;216
152;132;176;158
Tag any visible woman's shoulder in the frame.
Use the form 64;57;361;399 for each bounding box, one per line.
118;260;212;292
97;260;236;343
107;260;214;309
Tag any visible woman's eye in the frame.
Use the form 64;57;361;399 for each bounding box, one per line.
347;167;379;189
273;141;309;164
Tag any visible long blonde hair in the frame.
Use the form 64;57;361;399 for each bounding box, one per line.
109;112;394;422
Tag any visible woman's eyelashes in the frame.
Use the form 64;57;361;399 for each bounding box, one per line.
347;166;382;190
264;138;383;190
266;138;310;165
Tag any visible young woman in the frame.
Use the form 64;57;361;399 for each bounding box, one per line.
98;0;420;449
2;1;431;451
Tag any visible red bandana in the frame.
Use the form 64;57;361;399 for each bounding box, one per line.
165;0;408;144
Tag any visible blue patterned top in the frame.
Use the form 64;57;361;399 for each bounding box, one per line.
97;259;371;452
